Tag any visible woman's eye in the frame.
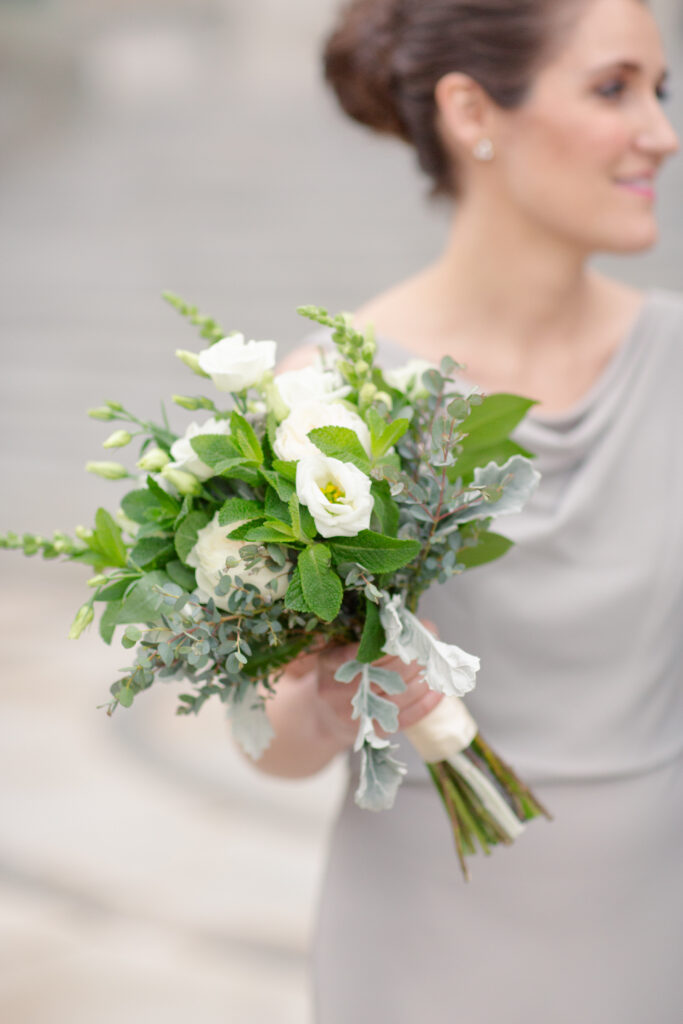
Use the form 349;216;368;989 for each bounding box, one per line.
596;80;672;103
596;80;626;99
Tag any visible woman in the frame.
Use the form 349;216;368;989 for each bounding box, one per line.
253;0;683;1020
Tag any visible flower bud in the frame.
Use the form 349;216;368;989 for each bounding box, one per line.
75;525;94;542
68;603;95;640
355;360;370;376
136;447;170;472
105;400;124;411
102;429;132;449
161;465;202;496
173;395;202;411
362;340;376;361
176;349;210;377
86;461;129;480
88;407;116;421
375;391;393;408
359;382;378;406
87;574;109;588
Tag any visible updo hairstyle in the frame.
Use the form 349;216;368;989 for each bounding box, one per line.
323;0;592;198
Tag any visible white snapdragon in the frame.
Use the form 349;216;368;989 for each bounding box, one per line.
273;400;371;463
296;453;373;538
167;416;231;482
198;334;277;392
186;514;290;611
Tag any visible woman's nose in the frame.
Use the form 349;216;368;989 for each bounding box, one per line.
637;98;680;157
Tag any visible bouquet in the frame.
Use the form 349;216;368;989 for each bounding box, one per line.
1;294;551;880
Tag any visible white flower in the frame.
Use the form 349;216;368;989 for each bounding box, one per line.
167;416;231;482
379;594;480;697
273;400;371;463
186;514;290;611
384;359;437;398
273;364;351;413
296;453;373;538
198;333;277;392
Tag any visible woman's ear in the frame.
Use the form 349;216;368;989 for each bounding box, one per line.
434;72;493;155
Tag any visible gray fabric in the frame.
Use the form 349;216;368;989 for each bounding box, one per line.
305;289;683;1023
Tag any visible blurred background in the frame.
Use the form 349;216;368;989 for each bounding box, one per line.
0;0;681;1020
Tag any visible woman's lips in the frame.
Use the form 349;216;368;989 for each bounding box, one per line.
615;178;655;198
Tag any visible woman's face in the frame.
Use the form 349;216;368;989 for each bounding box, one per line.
488;0;679;253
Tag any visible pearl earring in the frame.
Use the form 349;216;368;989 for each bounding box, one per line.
473;138;495;161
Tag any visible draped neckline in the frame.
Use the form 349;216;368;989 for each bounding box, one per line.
374;288;659;476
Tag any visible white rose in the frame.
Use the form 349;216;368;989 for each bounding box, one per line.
274;364;351;413
383;359;437;397
167;416;231;482
273;400;371;463
296;453;373;538
198;333;277;392
186;514;290;611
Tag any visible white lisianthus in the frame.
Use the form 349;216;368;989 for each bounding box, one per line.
186;514;290;611
383;359;437;398
296;453;373;538
273;400;371;463
198;334;277;392
167;416;231;482
273;364;351;413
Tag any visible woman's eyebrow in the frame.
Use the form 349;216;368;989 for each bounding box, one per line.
589;59;670;84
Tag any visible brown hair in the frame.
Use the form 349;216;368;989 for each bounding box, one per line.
323;0;595;198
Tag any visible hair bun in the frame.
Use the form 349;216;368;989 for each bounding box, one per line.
323;0;410;141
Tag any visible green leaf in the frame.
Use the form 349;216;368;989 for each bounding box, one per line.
94;508;128;568
99;599;123;644
244;524;296;543
357;599;386;663
121;489;161;525
260;468;295;502
329;531;420;573
370;418;410;460
457;530;514;569
145;475;182;516
460;394;537;446
218;498;264;526
93;575;139;602
264;487;291;524
298;545;343;623
190;434;242;470
230;411;263;464
117;571;174;625
370;480;399;537
174;511;211;563
272;459;297;483
166;559;198;591
307;426;370;473
288;494;317;542
122;625;142;649
226;521;258;541
129;536;175;571
452;438;533;481
284;565;310;613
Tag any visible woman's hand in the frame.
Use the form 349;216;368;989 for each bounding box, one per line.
313;623;443;749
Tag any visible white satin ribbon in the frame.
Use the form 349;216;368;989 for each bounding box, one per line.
403;696;478;763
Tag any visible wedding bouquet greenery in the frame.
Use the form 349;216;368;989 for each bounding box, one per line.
1;294;551;880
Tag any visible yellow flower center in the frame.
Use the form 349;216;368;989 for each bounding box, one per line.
322;481;345;504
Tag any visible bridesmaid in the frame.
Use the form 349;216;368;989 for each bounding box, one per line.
250;1;683;1021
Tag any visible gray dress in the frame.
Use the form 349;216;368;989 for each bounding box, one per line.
308;287;683;1023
